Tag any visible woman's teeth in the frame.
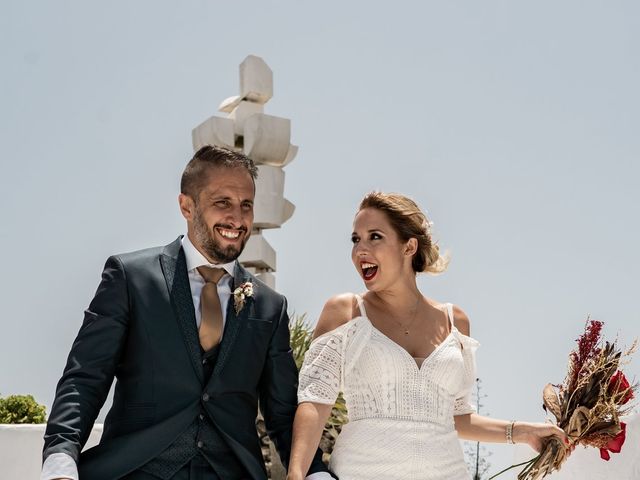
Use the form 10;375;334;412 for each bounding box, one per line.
361;262;378;280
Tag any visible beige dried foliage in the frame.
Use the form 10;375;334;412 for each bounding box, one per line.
514;324;637;480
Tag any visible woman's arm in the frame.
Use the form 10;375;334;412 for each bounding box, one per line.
450;306;566;452
287;294;355;479
287;402;334;480
455;414;566;452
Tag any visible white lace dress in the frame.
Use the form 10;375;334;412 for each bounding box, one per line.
298;296;480;480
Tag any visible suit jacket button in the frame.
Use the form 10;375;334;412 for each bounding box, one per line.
202;393;210;402
199;413;205;420
197;440;204;448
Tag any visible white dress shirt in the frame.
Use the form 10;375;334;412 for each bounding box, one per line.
182;234;235;331
42;236;331;480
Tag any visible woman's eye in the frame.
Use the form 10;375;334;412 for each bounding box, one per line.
371;233;382;240
351;236;359;244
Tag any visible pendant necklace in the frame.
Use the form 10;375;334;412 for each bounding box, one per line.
391;294;421;335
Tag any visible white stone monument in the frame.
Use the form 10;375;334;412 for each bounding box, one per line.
192;55;298;289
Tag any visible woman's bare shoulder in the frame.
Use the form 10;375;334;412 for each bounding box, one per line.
312;293;359;339
450;304;471;336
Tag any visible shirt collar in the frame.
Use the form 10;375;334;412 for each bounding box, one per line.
182;234;236;279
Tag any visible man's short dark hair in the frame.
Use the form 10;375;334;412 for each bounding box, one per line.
180;145;258;200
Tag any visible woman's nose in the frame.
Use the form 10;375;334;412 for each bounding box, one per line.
354;244;368;256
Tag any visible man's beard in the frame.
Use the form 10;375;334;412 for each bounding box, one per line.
192;207;248;264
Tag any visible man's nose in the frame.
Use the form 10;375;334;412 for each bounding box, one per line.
225;204;244;225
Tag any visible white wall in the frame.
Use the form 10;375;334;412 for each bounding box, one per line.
0;424;102;479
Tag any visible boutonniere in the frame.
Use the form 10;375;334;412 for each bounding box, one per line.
233;282;254;314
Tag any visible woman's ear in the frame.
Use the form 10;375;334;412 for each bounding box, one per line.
404;238;418;257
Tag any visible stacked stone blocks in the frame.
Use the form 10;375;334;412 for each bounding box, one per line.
192;55;298;289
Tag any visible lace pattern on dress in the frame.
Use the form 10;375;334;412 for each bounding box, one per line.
453;330;480;415
298;316;370;404
297;297;481;480
298;298;480;419
298;328;344;404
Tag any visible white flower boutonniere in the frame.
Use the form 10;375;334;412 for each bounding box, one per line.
233;282;254;314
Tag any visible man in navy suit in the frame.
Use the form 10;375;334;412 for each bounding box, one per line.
42;146;331;480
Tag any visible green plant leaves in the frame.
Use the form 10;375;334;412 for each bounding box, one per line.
0;394;47;424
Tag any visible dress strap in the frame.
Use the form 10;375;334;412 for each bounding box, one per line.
446;303;455;329
354;294;368;319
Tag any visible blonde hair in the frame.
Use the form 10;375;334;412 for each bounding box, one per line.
358;192;449;275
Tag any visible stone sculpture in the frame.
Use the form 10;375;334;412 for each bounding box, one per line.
192;55;298;289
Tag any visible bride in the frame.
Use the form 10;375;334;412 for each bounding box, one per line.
286;192;566;480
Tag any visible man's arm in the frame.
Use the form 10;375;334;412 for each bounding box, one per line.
258;297;330;477
43;255;130;469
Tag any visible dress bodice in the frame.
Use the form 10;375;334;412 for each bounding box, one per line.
298;299;480;426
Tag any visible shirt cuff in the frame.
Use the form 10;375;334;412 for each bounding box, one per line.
306;473;334;480
41;452;78;480
41;450;331;480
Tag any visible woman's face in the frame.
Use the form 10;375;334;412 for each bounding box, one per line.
351;207;412;290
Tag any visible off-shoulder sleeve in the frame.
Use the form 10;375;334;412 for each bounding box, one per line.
298;329;344;405
453;332;481;416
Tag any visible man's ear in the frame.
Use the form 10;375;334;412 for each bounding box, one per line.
405;238;418;257
178;193;195;221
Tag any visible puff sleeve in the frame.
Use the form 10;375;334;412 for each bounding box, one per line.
297;329;345;405
453;333;480;416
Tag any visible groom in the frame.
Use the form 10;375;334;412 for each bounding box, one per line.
42;146;331;479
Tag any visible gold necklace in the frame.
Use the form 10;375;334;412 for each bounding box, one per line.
389;295;421;335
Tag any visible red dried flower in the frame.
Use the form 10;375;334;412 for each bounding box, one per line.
568;319;603;390
577;319;603;361
608;371;634;405
599;422;626;461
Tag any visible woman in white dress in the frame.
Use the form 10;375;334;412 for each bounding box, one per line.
286;192;567;480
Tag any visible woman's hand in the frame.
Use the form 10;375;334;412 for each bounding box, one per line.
513;421;569;453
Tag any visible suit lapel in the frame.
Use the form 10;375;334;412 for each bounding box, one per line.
212;261;254;378
160;237;204;384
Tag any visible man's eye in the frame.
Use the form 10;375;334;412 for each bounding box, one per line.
242;203;253;210
215;200;229;207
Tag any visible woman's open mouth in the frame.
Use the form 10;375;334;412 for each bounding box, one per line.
361;262;379;281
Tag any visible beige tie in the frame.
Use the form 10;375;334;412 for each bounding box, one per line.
197;266;226;351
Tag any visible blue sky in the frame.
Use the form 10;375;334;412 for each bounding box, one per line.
2;1;639;476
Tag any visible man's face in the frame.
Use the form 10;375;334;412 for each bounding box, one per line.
179;166;255;264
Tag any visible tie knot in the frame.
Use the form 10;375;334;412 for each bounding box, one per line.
197;266;226;284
